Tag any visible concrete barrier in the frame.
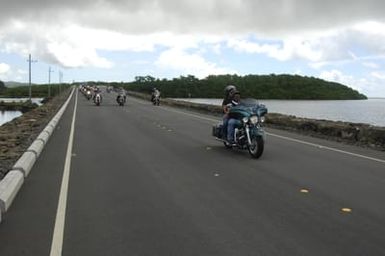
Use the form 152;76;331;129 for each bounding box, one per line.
0;170;24;213
43;125;54;136
48;120;58;128
0;88;75;224
12;151;37;177
36;130;50;145
27;139;45;157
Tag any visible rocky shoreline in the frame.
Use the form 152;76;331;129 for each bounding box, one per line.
0;89;72;180
0;101;39;112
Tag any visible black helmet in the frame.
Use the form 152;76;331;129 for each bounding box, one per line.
224;85;236;94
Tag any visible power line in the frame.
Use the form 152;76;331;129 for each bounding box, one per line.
27;54;37;101
48;66;54;98
59;70;63;94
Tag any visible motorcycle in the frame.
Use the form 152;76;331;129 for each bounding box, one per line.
212;98;268;158
86;90;92;100
117;95;126;106
152;95;160;106
94;93;102;106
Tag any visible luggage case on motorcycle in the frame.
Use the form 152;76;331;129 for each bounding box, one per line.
212;124;223;138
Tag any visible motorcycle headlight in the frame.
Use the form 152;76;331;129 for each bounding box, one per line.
260;116;265;123
249;116;258;124
242;117;249;123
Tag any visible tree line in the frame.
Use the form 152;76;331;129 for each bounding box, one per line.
0;80;5;94
0;81;71;98
114;74;367;100
1;73;367;100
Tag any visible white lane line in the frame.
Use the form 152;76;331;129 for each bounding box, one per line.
50;89;78;256
266;132;385;164
144;101;385;164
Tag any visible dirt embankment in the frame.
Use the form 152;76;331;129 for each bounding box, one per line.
0;89;72;180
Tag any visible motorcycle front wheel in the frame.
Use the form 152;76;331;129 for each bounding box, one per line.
248;136;264;158
223;141;233;149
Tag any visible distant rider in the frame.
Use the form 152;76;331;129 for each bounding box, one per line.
116;89;127;103
151;88;160;103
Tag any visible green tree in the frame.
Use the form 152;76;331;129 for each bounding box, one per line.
117;74;367;100
0;80;5;94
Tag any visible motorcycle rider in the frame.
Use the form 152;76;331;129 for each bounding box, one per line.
222;85;237;141
116;89;126;104
94;92;102;105
151;88;161;104
226;91;241;144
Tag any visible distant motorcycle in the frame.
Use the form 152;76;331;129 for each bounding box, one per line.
212;98;268;158
152;95;160;106
117;94;126;106
94;93;102;106
86;90;92;100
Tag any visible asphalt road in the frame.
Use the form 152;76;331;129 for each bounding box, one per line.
1;89;385;256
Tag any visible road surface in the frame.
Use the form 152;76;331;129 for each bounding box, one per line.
1;89;385;256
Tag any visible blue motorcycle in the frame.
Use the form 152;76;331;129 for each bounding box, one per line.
212;98;268;158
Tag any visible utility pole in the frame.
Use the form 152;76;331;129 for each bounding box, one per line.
58;70;63;94
27;54;37;101
48;66;54;98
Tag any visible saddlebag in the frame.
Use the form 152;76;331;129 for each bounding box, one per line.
212;124;223;138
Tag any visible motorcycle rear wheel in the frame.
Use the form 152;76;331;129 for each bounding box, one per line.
248;136;264;158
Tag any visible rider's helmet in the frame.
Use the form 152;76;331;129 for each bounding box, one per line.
224;85;237;96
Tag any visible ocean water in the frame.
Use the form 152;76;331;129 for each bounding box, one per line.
0;98;43;126
0;110;22;126
174;98;385;127
0;98;44;106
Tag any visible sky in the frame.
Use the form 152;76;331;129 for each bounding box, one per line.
0;0;385;97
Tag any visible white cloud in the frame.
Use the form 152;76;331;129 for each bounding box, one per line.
319;70;352;84
228;21;385;66
0;63;10;74
46;41;113;69
319;69;385;97
371;71;385;80
319;69;364;93
155;48;235;78
2;0;385;36
1;6;385;73
0;63;25;81
363;62;379;69
0;0;385;96
227;36;323;62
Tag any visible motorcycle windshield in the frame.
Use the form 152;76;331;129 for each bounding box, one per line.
239;98;259;107
237;98;268;116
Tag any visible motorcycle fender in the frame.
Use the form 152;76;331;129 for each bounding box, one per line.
250;126;266;141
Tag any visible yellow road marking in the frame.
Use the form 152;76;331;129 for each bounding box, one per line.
341;208;352;213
